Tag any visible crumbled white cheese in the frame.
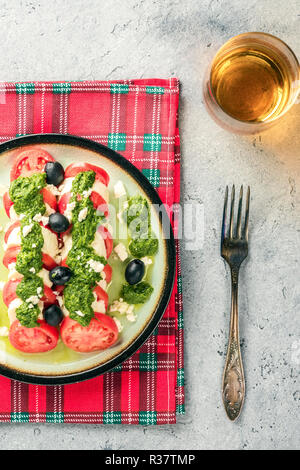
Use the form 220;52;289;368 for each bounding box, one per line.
19;214;25;220
0;326;9;336
33;213;49;226
141;256;153;265
0;281;5;291
37;287;43;297
29;267;36;274
32;243;36;248
114;180;126;198
26;295;40;305
109;299;134;315
126;313;136;323
114;243;128;262
126;304;134;314
82;188;92;198
22;223;33;237
78;207;88;222
113;317;123;333
87;259;104;273
64;201;76;222
75;310;85;317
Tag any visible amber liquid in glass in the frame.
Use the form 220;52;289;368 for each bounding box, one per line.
210;46;292;123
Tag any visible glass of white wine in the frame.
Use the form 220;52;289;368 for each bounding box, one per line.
203;32;300;134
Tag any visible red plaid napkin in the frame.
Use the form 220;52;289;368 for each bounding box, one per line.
0;79;184;424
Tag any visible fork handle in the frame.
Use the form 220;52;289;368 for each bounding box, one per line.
222;267;245;421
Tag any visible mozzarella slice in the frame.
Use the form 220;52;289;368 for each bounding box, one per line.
91;231;107;258
41;226;59;260
6;226;21;247
37;268;52;288
7;298;22;324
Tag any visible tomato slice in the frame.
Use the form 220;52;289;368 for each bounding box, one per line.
2;279;56;307
98;225;113;259
10;147;55;181
53;284;65;295
3;187;56;221
90;192;109;217
64;163;110;186
41;253;57;271
93;285;108;311
60;313;118;353
2;245;20;268
102;264;112;284
9;319;59;353
2;279;21;307
41;187;57;211
3;245;57;271
3;191;13;218
42;286;57;305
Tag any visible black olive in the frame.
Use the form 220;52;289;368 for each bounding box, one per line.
43;304;63;326
49;212;70;233
44;162;65;186
125;259;145;285
49;266;72;285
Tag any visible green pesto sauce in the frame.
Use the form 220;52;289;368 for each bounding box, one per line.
66;170;106;326
71;170;95;195
64;279;95;327
9;173;46;217
16;275;44;302
71;198;101;247
121;281;154;304
15;302;40;328
129;236;158;258
9;173;46;327
123;194;158;269
67;246;106;285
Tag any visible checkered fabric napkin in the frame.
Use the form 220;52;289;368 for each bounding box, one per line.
0;79;184;424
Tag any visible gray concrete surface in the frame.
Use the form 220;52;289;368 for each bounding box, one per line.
0;0;299;450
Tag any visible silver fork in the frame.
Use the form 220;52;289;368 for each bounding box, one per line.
221;185;250;421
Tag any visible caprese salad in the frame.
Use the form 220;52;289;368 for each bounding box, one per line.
0;147;158;355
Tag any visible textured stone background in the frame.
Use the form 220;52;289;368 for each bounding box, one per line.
0;0;299;450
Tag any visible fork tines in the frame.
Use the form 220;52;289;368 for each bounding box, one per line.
221;185;250;243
